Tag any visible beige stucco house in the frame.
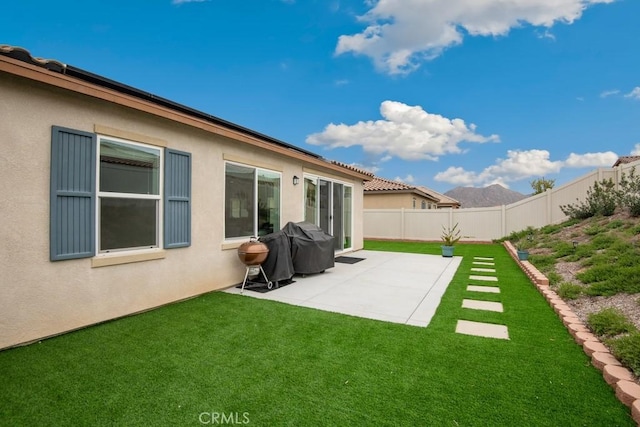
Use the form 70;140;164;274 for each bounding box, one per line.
0;46;371;350
364;176;460;210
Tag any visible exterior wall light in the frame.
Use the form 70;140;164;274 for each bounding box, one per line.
293;175;299;186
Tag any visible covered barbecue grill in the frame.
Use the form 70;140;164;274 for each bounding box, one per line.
282;221;334;275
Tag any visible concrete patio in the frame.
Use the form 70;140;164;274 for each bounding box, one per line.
224;250;462;327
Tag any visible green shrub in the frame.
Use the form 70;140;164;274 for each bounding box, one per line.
584;266;640;295
588;308;636;337
560;179;617;219
584;224;605;236
608;333;640;376
528;254;556;270
618;167;640;217
546;271;563;286
607;219;625;230
556;283;583;300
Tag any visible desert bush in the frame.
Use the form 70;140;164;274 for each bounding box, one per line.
588;308;636;337
560;179;617;219
618;167;640;217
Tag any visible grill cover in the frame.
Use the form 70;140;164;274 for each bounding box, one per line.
282;221;335;274
258;230;295;283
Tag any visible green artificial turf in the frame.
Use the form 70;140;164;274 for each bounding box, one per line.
0;242;633;426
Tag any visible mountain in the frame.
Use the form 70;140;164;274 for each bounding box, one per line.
444;184;528;208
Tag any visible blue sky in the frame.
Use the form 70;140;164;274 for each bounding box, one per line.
2;0;639;194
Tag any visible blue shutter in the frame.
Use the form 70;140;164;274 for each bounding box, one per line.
50;126;96;261
164;149;191;248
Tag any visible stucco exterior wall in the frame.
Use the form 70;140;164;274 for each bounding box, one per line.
0;72;364;349
364;193;436;210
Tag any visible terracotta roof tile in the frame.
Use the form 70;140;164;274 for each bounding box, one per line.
330;161;375;177
613;156;640;167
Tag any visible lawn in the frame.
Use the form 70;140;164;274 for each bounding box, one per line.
0;242;633;426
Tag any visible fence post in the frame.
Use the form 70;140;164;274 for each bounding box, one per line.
546;188;552;224
400;208;405;240
501;204;506;237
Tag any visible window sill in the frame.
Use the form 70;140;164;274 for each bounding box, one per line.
91;249;166;268
221;241;245;251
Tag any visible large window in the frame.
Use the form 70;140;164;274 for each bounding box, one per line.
50;126;191;261
225;162;281;239
98;138;162;252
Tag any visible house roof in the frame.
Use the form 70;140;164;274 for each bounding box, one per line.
363;176;461;206
364;176;440;202
0;45;372;181
416;186;460;207
330;160;375;178
613;156;640;167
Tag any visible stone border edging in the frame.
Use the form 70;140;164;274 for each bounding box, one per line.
502;241;640;424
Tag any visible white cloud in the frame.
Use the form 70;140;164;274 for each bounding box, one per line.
334;79;350;86
394;174;415;184
564;151;618;168
434;149;620;187
625;87;640;100
306;100;499;161
631;144;640;156
336;0;614;75
600;89;620;98
433;167;478;186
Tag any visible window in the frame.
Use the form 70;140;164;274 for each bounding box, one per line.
98;138;162;252
50;126;191;261
224;162;281;239
421;200;427;209
412;198;416;209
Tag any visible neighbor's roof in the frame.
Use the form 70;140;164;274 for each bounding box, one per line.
613;156;640;167
364;176;440;201
416;186;460;206
0;45;371;181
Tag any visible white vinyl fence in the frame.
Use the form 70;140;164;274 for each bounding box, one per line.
364;160;640;242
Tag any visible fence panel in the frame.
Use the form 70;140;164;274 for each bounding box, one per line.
363;160;640;242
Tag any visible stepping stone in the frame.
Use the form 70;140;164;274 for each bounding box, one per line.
469;275;498;282
471;267;496;273
474;257;494;261
467;285;500;294
455;320;509;340
473;261;495;266
462;299;504;313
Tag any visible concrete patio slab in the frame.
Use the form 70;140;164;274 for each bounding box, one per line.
224;250;462;327
467;285;500;293
462;299;504;312
471;267;496;273
469;275;498;282
456;320;509;339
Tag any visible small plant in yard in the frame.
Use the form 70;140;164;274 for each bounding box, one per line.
441;223;461;246
607;333;640;376
556;282;583;300
587;308;637;337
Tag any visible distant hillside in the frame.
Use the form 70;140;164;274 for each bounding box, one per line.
444;184;527;208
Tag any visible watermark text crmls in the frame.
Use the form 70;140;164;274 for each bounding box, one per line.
199;411;250;425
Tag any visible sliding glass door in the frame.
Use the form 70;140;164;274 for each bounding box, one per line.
304;176;353;251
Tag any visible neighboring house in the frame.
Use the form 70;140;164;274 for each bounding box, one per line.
613;156;640;168
364;176;460;209
415;186;461;209
0;46;372;349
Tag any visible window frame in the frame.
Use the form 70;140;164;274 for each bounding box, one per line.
95;135;164;254
223;160;282;241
